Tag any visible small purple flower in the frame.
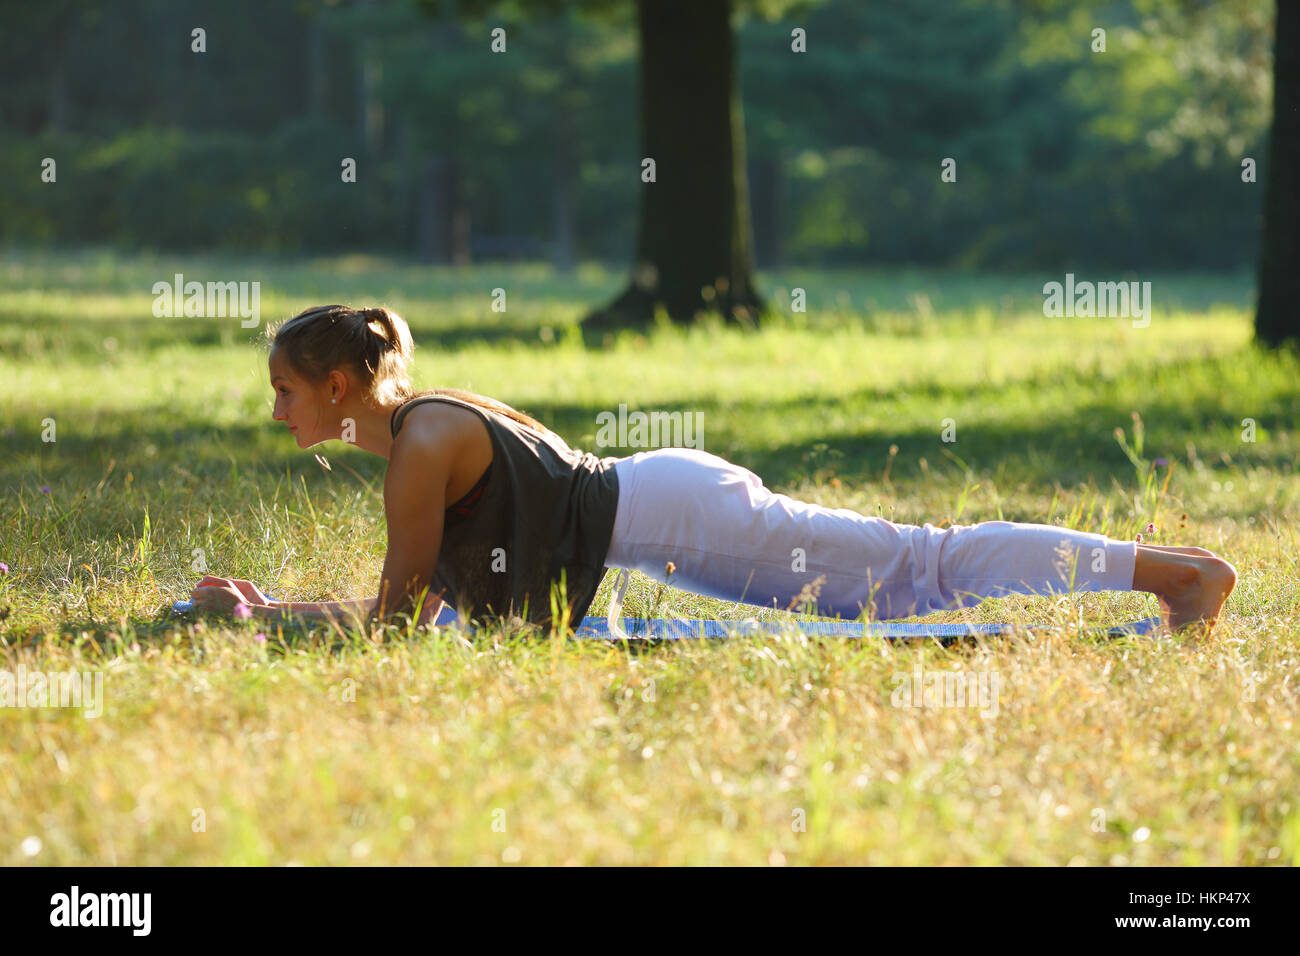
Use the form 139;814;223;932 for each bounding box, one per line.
254;632;267;644
233;602;253;620
40;486;51;494
0;562;8;576
1145;523;1156;534
1154;458;1168;467
1135;532;1144;543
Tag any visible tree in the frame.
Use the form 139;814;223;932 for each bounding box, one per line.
1255;0;1298;348
580;0;766;337
416;0;808;336
739;0;1091;269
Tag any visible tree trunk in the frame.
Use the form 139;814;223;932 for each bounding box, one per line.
396;120;413;247
417;154;450;264
771;146;785;269
356;37;383;153
582;0;764;338
413;14;463;265
307;6;326;119
552;103;577;275
47;14;70;132
1256;0;1299;348
551;14;577;276
449;155;472;267
751;150;786;269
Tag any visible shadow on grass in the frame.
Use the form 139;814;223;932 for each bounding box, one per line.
742;383;1297;496
6;606;449;655
6;349;1296;509
14;611;712;657
0;313;568;362
535;350;1298;493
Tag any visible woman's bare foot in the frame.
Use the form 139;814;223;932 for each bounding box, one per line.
1132;546;1237;637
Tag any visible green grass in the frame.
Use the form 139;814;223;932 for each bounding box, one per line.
1;247;1297;865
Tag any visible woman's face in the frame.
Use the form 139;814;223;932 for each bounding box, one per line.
268;348;330;448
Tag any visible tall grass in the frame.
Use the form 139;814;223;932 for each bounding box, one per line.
0;249;1296;864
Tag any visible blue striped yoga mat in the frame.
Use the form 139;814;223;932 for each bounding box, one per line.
172;592;1160;639
570;615;1163;640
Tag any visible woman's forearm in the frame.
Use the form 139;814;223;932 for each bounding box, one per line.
253;599;374;625
252;597;444;627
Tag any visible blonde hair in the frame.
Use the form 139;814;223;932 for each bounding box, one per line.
264;304;554;435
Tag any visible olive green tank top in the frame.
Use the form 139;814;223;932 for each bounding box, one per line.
390;394;622;631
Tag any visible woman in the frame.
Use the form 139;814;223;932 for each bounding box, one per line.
191;304;1237;637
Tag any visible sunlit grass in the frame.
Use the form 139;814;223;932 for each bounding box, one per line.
0;249;1296;865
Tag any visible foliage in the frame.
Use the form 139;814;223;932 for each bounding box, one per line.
0;0;1276;268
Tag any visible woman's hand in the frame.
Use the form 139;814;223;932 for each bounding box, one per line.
194;575;273;607
191;576;270;615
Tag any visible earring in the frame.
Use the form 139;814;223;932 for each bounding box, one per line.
331;398;336;404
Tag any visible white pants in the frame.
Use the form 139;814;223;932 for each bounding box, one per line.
605;448;1137;621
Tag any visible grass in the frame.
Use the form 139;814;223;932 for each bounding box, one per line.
1;246;1297;865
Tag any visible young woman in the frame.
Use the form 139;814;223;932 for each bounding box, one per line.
191;304;1237;637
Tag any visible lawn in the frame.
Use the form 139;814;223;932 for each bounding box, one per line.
1;247;1296;864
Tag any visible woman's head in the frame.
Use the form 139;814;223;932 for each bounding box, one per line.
265;304;415;447
264;303;555;449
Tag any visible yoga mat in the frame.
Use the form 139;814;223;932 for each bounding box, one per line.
570;615;1163;640
172;589;1161;639
576;567;1162;639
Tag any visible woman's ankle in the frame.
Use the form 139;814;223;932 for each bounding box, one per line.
1132;546;1201;597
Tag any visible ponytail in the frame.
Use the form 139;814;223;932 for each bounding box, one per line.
266;304;556;438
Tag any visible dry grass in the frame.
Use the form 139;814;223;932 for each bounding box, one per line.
1;251;1296;864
